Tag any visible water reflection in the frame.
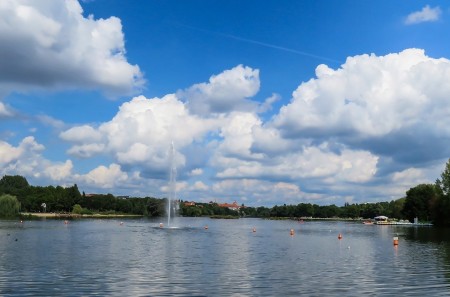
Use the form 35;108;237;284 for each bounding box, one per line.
1;219;450;296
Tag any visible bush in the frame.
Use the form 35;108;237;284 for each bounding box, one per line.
72;204;83;214
0;194;21;218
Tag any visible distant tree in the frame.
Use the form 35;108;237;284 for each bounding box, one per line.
0;175;29;202
389;198;405;219
402;184;438;222
437;158;450;196
72;204;83;214
341;204;360;218
295;203;315;217
0;194;21;218
434;159;450;226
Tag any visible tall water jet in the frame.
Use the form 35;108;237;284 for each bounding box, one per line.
167;141;177;227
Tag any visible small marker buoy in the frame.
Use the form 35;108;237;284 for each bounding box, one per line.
393;236;399;245
64;220;69;224
290;229;295;236
120;222;124;226
338;233;343;240
159;223;164;228
204;225;208;230
252;227;256;233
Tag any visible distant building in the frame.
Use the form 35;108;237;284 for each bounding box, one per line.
217;201;242;211
184;201;196;207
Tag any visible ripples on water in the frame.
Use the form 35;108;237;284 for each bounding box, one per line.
1;218;450;296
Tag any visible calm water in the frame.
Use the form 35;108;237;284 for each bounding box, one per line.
1;217;450;296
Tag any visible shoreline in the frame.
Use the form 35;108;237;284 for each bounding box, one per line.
21;212;143;219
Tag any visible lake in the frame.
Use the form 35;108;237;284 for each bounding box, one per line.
1;217;450;296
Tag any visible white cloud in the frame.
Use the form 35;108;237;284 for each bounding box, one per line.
44;160;73;181
181;65;260;115
0;136;73;182
0;102;12;117
60;125;103;143
257;93;280;113
217;112;264;160
67;143;105;158
191;181;209;191
189;168;203;176
273;49;450;164
80;163;128;189
405;5;442;25
62;94;219;173
0;0;143;96
214;144;378;184
0;141;23;165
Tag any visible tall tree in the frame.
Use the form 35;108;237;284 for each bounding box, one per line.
0;175;29;199
402;184;438;222
435;158;450;226
0;194;21;218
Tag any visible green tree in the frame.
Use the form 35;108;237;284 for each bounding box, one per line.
72;204;83;214
390;198;405;219
435;158;450;226
0;194;21;218
402;184;438;222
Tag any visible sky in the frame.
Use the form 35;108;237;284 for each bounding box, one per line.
1;0;450;207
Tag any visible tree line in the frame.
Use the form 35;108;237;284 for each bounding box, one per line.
0;175;165;218
179;199;404;221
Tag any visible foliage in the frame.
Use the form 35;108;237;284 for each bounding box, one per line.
434;159;450;226
0;175;165;217
210;215;239;219
402;184;438;222
0;194;21;218
72;204;83;214
179;200;406;220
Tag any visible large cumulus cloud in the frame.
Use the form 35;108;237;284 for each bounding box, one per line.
60;65;262;180
180;65;260;115
273;49;450;166
0;0;143;96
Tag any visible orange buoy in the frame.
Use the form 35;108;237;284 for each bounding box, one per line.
290;228;295;236
252;227;256;233
393;236;399;245
338;233;343;240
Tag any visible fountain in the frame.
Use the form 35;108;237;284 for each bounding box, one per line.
167;141;177;227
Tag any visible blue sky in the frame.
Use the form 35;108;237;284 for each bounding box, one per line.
1;0;450;206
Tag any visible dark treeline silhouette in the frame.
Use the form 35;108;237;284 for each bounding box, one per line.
0;175;165;217
179;200;404;220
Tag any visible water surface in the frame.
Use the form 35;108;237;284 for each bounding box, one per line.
1;217;449;296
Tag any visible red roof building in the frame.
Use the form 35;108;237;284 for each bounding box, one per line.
217;201;241;211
